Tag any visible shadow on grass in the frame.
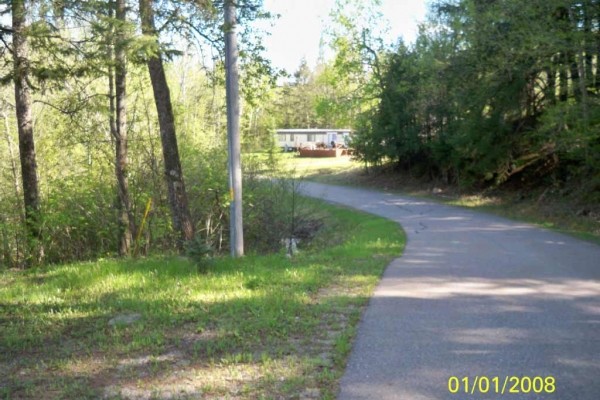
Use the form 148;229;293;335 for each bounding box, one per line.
1;284;372;399
0;246;393;399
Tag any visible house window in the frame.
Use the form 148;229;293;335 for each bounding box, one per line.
288;134;294;142
307;134;315;141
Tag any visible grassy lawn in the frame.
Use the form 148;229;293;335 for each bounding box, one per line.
276;153;360;179
279;154;600;243
0;201;405;399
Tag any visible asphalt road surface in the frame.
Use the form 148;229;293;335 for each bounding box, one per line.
299;182;600;400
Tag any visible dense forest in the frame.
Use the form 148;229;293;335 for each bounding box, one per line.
1;0;599;268
352;0;600;190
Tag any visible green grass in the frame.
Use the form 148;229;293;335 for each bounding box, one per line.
274;152;360;179
446;194;600;244
0;201;405;399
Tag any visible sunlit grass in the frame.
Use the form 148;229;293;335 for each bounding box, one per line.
447;195;502;208
0;200;405;399
277;152;361;177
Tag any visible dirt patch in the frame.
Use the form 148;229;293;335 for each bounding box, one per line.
317;283;363;299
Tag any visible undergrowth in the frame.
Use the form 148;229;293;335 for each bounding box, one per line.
0;199;405;399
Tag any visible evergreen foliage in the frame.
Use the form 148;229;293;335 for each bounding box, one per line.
352;0;600;192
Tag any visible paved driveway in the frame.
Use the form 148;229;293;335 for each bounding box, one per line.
299;182;600;400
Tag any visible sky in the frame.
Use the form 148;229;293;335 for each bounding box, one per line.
257;0;430;74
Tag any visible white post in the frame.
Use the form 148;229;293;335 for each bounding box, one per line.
225;0;244;257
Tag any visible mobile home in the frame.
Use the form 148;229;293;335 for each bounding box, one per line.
276;129;352;151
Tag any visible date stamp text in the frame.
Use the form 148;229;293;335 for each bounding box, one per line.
448;376;556;395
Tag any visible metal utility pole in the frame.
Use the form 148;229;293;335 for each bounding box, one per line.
225;0;244;257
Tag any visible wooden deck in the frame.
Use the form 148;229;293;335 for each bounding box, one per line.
299;148;344;158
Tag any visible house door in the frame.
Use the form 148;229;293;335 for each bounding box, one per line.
327;132;337;145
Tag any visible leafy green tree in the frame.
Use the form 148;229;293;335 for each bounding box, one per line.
273;59;320;129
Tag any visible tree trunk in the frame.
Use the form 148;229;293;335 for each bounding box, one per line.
559;56;569;102
1;109;21;268
583;1;593;90
544;66;556;106
139;0;194;246
596;2;600;92
567;7;582;103
113;0;134;255
12;0;43;265
2;111;22;212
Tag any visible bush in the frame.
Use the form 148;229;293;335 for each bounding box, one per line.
185;147;323;256
184;235;214;273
